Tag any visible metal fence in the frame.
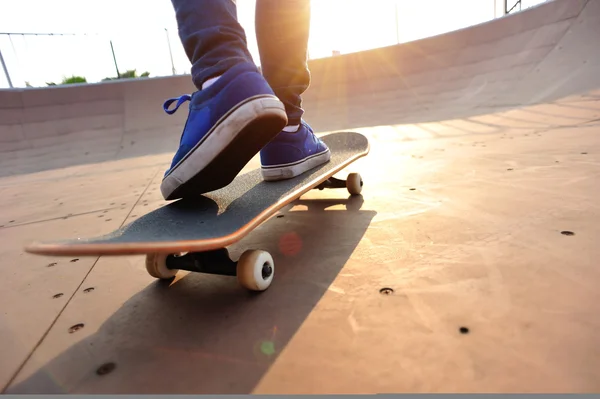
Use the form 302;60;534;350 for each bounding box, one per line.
0;28;189;89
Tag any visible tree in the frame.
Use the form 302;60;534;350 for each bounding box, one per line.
46;75;87;86
102;69;150;81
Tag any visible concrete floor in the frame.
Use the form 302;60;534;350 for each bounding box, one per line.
1;0;600;393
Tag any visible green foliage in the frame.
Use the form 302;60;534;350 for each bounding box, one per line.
102;69;150;81
42;69;151;87
45;75;87;86
63;75;87;84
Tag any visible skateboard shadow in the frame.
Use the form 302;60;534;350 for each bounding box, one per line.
7;195;376;394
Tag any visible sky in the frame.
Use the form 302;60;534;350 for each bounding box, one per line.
0;0;547;88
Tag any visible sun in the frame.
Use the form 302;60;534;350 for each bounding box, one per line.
237;0;400;62
308;0;399;59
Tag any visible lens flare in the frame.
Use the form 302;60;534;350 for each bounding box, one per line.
278;231;302;256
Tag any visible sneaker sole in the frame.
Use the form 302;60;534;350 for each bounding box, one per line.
161;94;287;200
260;148;332;181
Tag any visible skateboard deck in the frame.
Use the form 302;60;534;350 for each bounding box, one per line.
25;132;369;291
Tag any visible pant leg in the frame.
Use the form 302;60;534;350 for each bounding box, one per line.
171;0;255;89
255;0;311;126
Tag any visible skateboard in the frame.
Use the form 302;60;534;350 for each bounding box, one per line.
25;132;369;292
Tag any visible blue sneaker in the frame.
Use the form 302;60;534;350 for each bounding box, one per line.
160;62;287;200
259;120;331;181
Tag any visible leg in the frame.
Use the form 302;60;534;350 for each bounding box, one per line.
172;0;253;89
255;0;331;181
255;0;311;126
160;0;289;200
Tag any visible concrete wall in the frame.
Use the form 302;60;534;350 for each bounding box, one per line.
0;75;195;176
0;0;598;177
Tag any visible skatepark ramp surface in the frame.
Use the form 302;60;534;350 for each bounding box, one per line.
1;0;600;393
1;0;598;177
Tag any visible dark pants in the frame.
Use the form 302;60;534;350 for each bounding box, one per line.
170;0;311;125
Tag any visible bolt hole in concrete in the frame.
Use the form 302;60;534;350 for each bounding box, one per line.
409;188;416;191
96;362;116;376
83;287;95;293
277;215;284;218
70;259;79;263
68;323;84;333
52;293;63;299
379;287;394;295
47;262;57;268
459;327;470;334
581;152;588;155
561;231;575;236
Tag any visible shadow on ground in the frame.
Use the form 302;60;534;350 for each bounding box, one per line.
7;195;376;394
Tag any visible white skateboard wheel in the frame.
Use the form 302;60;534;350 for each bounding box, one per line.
146;253;178;279
237;250;274;291
346;173;363;195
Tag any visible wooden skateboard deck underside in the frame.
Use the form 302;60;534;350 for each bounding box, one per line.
25;132;369;256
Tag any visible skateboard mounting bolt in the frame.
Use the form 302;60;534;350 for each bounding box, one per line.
68;323;85;333
96;362;116;376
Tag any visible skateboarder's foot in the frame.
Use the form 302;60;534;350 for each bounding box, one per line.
260;120;331;181
160;62;287;200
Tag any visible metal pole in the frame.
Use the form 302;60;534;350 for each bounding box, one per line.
506;0;522;14
165;28;176;75
395;1;400;44
109;40;121;79
0;48;13;88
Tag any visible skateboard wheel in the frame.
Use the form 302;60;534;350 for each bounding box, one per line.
146;253;178;279
237;250;274;291
346;173;363;195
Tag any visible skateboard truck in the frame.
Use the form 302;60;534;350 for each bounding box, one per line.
166;248;238;276
146;248;275;291
315;173;363;195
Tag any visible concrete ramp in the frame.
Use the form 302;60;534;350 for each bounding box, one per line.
2;0;598;176
1;0;600;393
